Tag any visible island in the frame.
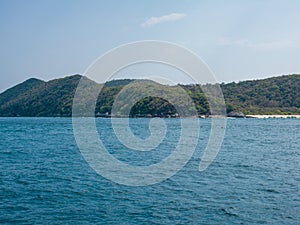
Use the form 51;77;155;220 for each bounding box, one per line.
0;74;299;117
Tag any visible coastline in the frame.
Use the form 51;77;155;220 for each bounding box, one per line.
245;114;300;118
1;112;300;119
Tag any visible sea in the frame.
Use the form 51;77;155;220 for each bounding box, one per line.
0;117;299;224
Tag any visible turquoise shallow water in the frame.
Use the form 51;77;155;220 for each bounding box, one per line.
0;117;299;224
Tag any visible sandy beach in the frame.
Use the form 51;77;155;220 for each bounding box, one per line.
246;115;300;118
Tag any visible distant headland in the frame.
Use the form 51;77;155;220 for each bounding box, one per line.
0;74;299;117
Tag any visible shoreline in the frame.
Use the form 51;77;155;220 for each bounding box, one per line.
1;114;300;119
245;114;300;118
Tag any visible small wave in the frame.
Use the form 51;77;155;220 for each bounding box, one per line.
221;207;239;217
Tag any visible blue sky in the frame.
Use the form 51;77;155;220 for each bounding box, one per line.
1;0;300;91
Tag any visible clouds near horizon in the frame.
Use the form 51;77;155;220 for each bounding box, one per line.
218;37;300;50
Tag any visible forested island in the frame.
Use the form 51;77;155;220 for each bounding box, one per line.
0;74;299;117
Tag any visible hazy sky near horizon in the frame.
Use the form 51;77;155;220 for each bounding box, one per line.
1;0;300;92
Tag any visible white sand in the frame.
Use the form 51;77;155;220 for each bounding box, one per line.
246;115;300;118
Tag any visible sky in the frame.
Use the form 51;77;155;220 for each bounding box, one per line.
1;0;300;92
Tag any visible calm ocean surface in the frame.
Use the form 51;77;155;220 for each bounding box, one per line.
0;117;299;224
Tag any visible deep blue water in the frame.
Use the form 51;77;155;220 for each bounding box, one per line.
0;117;299;224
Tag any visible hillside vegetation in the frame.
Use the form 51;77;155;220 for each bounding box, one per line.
0;74;299;117
220;74;300;115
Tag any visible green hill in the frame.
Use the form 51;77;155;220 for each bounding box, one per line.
0;75;85;116
0;78;45;107
0;74;299;117
220;74;300;115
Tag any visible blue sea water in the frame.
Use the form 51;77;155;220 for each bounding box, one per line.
0;117;299;224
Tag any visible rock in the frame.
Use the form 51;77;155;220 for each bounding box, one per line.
227;111;245;118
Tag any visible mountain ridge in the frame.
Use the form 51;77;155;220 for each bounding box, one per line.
0;74;299;117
